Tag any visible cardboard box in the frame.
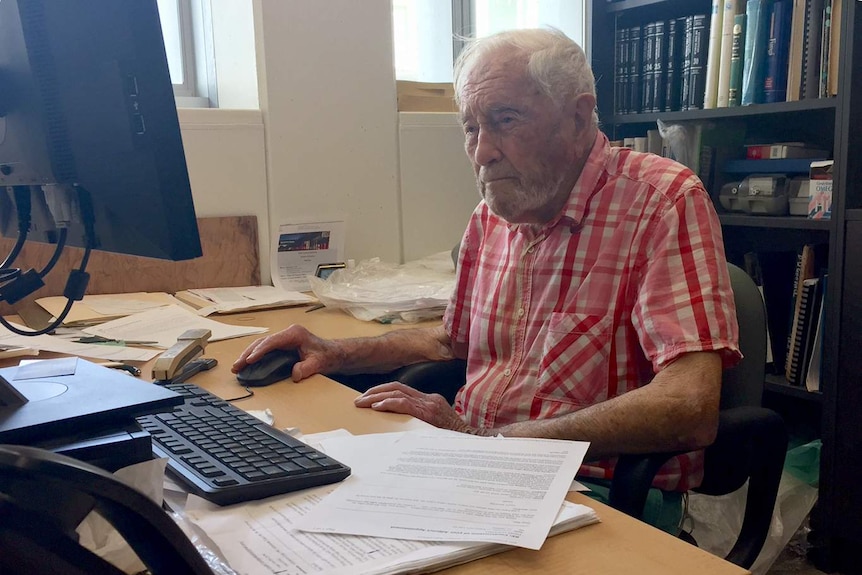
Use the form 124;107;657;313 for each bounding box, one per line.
808;160;834;220
397;81;457;112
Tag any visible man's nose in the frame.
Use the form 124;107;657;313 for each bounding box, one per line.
473;129;502;166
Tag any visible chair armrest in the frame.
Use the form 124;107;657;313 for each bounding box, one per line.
699;406;787;568
394;359;467;404
608;450;682;519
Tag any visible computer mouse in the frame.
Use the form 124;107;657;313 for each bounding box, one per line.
236;348;301;387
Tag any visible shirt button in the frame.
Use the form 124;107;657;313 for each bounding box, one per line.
527;247;535;253
504;368;511;377
518;308;525;317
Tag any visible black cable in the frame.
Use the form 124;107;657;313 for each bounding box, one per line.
223;387;255;401
37;227;67;277
0;186;33;276
0;187;94;336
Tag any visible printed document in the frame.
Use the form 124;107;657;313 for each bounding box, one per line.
271;220;346;292
184;429;597;575
298;431;589;550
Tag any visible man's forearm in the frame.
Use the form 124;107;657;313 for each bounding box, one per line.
331;325;455;375
489;352;723;459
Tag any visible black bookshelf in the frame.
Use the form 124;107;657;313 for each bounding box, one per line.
591;1;861;570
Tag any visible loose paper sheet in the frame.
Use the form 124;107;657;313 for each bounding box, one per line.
0;322;160;361
271;220;346;292
35;292;189;326
299;431;589;550
82;305;268;349
184;285;314;315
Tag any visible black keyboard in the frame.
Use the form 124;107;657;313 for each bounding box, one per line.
136;383;350;506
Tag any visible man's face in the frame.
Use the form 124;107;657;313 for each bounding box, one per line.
458;52;582;224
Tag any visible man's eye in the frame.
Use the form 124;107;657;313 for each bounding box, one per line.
464;125;477;135
499;116;516;125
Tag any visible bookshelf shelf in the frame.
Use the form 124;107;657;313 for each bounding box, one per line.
718;214;833;230
764;374;823;403
608;98;837;125
605;0;699;14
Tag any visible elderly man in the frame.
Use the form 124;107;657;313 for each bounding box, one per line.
233;29;740;534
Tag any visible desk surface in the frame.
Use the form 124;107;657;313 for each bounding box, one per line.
4;306;749;575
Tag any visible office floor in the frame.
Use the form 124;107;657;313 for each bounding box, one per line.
768;549;831;574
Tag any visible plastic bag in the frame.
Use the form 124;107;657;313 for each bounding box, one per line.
684;440;820;575
308;252;455;323
77;458;237;574
657;118;700;171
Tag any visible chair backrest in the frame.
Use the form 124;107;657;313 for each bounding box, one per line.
721;263;768;410
0;444;213;575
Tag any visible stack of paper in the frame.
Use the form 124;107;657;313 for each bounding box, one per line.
81;305;268;349
175;285;315;316
35;292;191;327
184;430;598;575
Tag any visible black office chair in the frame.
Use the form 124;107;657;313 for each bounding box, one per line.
0;443;213;575
390;263;787;569
607;263;787;568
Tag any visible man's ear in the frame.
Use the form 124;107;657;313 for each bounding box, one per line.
572;93;597;132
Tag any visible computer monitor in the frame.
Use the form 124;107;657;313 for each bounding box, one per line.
0;0;202;263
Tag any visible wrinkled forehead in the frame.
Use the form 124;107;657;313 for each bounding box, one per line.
457;49;536;116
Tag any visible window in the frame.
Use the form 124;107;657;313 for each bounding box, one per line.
392;0;588;83
157;0;213;107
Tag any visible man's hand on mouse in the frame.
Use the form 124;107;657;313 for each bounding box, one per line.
232;324;344;382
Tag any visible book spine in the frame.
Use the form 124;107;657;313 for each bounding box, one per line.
651;20;667;112
642;22;656;113
628;25;643;114
703;0;725;108
764;0;793;103
785;0;809;101
687;14;710;110
716;0;741;107
665;18;685;111
827;0;841;96
818;0;832;98
614;25;628;114
802;0;825;99
741;0;768;105
728;13;747;106
681;16;695;110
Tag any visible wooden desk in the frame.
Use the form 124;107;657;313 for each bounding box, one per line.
4;306;750;575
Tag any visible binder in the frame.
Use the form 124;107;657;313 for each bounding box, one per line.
786;277;822;385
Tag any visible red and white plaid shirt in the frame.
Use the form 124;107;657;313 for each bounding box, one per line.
444;132;741;491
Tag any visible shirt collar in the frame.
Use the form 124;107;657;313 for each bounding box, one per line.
509;131;609;237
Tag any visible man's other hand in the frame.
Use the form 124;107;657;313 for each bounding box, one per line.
355;382;487;435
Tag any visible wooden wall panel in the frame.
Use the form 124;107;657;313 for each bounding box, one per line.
0;216;260;316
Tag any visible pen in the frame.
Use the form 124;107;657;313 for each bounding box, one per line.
75;336;158;346
96;362;142;376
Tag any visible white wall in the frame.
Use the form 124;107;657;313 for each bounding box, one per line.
398;113;477;261
180;0;477;284
178;108;269;282
254;0;402;265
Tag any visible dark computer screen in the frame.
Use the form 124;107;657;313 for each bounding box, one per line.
0;0;202;262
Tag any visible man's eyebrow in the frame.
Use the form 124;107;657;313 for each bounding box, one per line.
488;105;521;116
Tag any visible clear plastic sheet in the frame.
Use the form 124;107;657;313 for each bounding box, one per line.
309;253;456;323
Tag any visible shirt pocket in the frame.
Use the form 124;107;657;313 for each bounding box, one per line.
535;312;613;407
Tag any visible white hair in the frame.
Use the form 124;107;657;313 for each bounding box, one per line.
454;28;597;126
